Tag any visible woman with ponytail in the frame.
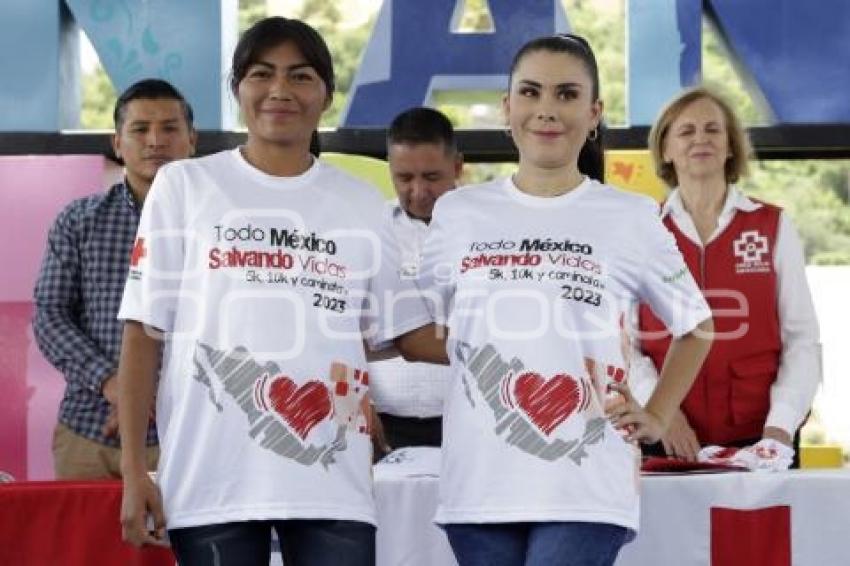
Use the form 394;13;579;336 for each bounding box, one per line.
397;34;714;566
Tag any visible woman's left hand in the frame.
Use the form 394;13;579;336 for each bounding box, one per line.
606;382;667;444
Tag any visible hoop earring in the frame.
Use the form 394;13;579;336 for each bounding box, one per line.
587;128;598;141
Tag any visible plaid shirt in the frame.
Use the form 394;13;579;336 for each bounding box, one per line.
33;182;158;447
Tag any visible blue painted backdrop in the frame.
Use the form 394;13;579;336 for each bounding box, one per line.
0;0;847;130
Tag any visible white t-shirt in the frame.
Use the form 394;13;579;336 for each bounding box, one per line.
369;201;453;418
418;176;711;530
118;149;431;529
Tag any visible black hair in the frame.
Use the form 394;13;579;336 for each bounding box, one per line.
508;34;605;182
113;78;194;131
387;107;458;154
230;17;334;156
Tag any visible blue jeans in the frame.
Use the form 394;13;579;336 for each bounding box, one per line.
168;519;375;566
444;521;629;566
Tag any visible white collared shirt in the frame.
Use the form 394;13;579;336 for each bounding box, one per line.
388;199;430;278
630;186;821;436
368;200;452;418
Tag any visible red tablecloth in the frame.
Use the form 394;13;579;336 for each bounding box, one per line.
0;480;174;566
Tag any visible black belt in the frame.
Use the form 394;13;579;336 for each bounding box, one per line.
377;413;442;449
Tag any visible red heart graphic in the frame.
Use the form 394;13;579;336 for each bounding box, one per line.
267;377;331;440
513;372;582;436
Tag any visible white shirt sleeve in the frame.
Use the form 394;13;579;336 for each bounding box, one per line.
625;304;662;406
766;212;821;434
362;207;433;350
117;164;186;332
415;199;455;327
635;205;712;338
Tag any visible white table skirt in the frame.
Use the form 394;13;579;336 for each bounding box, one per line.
373;447;850;566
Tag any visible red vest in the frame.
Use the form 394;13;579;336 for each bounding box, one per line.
638;202;782;445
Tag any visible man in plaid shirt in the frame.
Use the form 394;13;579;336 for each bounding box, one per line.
33;79;196;479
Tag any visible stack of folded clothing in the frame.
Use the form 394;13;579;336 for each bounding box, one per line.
697;439;794;472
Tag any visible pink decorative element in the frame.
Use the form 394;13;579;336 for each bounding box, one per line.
0;156;105;301
0;155;105;479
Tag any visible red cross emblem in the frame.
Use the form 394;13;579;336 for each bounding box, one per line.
711;506;791;565
130;238;147;267
732;230;770;263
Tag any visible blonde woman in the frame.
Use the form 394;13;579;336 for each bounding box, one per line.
634;87;820;467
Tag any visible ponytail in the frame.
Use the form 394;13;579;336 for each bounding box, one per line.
578;123;605;182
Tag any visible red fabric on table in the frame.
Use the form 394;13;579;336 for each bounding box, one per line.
711;506;791;566
0;480;174;566
641;456;748;474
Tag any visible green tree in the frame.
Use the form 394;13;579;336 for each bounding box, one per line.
455;0;495;32
743;160;850;264
239;0;267;34
80;65;116;129
296;0;373;126
564;0;625;126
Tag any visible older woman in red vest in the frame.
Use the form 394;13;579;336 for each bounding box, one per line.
633;87;820;467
